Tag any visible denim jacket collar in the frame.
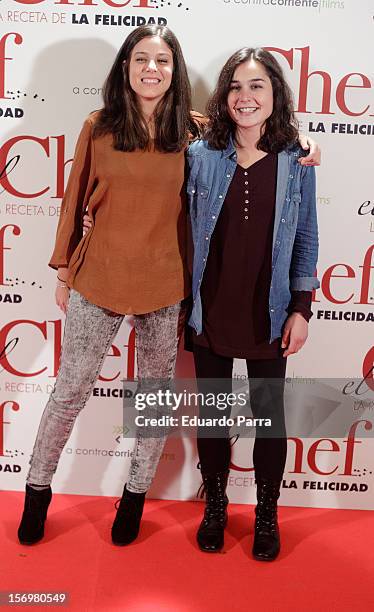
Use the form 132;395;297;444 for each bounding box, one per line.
223;134;237;159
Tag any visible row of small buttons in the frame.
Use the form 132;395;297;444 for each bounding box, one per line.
243;170;249;220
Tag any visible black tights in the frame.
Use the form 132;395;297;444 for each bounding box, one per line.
193;344;287;482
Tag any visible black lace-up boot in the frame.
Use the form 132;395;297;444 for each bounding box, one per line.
18;484;52;545
111;484;146;546
252;477;281;561
196;471;229;553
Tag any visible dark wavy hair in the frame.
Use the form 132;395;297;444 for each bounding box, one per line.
205;47;298;152
93;25;199;152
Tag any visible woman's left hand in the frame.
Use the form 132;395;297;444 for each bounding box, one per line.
297;134;321;166
281;312;309;357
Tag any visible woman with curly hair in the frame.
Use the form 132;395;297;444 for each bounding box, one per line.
188;47;319;561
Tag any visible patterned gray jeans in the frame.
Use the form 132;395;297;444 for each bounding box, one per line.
27;290;181;493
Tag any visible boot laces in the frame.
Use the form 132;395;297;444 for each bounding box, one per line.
203;500;227;525
255;513;278;535
203;484;227;525
255;497;278;535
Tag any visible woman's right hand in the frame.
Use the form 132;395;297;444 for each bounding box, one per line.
83;214;93;236
55;267;70;314
55;285;70;314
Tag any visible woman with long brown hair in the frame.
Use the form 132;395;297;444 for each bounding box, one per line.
17;24;201;547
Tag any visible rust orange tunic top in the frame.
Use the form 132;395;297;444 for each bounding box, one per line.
49;112;190;315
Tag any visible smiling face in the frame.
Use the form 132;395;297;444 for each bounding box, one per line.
227;58;274;135
128;35;173;109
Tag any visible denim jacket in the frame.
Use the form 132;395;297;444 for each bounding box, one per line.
187;138;320;343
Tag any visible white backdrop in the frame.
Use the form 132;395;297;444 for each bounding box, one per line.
0;0;373;510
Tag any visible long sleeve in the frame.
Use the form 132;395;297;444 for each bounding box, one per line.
289;164;320;292
288;290;313;322
49;118;96;269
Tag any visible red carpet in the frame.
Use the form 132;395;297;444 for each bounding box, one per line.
1;491;373;611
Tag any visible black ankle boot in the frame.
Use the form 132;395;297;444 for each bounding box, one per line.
18;484;52;545
111;484;146;546
252;477;281;561
196;471;229;553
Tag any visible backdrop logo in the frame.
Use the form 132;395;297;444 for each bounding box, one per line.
313;244;374;330
358;201;374;234
0;33;23;101
313;245;374;306
314;246;374;327
266;46;372;118
0;320;136;380
223;0;344;11
0;224;21;287
0;134;72;199
362;349;374;391
229;420;372;494
5;0;169;27
0;400;20;457
12;0;155;7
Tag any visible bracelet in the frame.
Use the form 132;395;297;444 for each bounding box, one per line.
56;282;69;289
57;274;67;282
